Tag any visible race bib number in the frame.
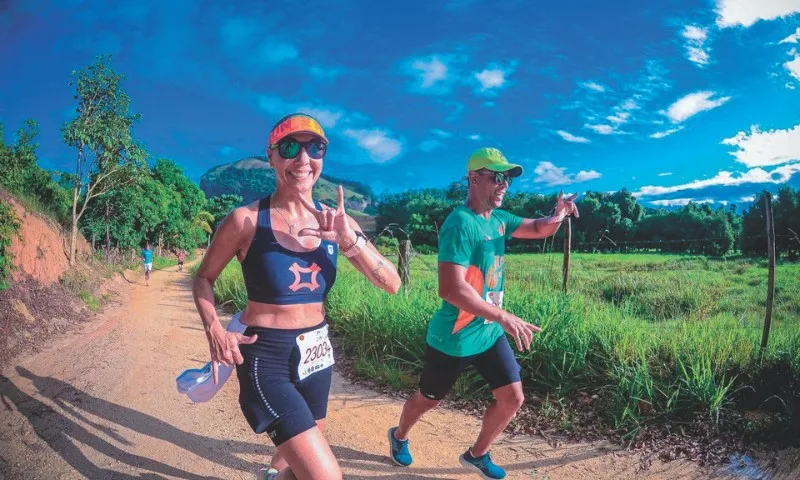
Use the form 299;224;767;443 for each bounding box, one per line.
484;291;503;324
296;325;334;381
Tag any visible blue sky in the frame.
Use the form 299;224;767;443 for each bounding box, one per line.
1;0;799;207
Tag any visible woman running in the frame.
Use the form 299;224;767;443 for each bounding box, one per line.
192;113;401;480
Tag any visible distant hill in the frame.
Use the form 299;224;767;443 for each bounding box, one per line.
199;156;375;214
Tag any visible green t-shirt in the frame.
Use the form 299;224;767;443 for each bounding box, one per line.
426;205;523;357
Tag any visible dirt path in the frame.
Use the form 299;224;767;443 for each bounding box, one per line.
0;265;740;479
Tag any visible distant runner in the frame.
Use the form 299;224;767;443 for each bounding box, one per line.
177;250;186;272
141;243;153;287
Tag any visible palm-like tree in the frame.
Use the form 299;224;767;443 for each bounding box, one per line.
193;211;214;234
192;211;215;247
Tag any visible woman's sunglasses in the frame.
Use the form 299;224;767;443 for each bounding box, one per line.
271;137;327;160
476;170;513;185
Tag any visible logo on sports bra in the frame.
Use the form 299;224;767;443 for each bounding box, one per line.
288;262;322;292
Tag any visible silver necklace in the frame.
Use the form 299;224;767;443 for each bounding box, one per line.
273;205;299;235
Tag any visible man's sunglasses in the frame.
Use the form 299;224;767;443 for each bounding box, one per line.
476;170;514;185
270;137;327;160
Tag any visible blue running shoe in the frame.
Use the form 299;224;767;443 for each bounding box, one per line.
459;449;506;479
387;426;413;466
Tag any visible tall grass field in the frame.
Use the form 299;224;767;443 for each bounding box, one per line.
203;253;800;441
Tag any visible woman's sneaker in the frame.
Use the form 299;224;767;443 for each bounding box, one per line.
387;426;413;466
459;449;506;479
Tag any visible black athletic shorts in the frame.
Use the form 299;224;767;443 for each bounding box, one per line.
418;336;521;401
236;320;334;446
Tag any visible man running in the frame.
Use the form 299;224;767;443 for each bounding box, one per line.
387;147;579;479
141;243;153;286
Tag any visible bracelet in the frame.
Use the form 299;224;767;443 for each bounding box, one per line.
343;231;368;258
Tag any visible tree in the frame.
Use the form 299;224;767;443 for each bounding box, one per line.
150;158;207;252
193;211;215;248
0;120;74;225
193;211;214;234
0;120;39;192
62;55;147;265
206;194;243;234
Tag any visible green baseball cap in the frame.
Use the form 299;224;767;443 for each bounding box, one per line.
466;147;523;178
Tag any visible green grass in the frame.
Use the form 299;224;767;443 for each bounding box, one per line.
80;291;101;312
153;255;178;270
207;253;800;441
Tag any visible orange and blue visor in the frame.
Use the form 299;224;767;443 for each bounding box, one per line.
268;114;328;148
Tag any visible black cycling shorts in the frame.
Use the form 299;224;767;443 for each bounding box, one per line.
236;320;334;446
418;336;520;401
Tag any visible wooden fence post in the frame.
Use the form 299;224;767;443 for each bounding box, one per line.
562;217;572;294
398;239;411;293
760;192;776;363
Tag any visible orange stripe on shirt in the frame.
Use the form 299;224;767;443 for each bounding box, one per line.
452;265;484;334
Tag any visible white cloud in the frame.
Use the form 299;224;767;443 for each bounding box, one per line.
568;60;667;135
786;52;800;80
607;112;630;125
556;130;591;143
343;129;403;163
585;124;615;135
659;172;673;176
533;161;602;186
411;56;449;89
651;198;715;207
431;129;453;139
298;107;343;129
475;69;506;89
740;195;756;203
788;82;797;89
575;170;602;182
474;63;516;94
780;27;800;43
716;0;800;28
404;55;458;94
468;134;482;141
220;146;234;156
419;139;445;152
683;25;708;42
633;163;800;197
682;25;710;67
581;81;606;92
621;99;639;111
721;124;800;167
405;55;515;97
651;127;684;139
666;91;731;123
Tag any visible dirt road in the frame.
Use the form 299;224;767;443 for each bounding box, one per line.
0;266;740;479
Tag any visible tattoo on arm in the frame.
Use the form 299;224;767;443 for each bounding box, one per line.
371;262;388;285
